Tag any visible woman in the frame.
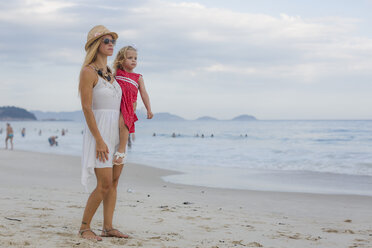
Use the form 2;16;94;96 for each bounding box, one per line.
78;25;128;241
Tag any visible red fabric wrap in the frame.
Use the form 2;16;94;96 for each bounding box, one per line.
115;69;141;133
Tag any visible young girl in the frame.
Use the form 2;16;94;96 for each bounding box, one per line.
113;46;153;165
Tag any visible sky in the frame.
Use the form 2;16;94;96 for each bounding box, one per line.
1;0;372;120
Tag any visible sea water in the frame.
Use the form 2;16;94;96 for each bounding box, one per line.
1;120;371;195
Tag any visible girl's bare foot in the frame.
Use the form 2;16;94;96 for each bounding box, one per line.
113;151;126;165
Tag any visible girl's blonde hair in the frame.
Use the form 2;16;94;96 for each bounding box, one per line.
113;45;137;75
78;38;102;93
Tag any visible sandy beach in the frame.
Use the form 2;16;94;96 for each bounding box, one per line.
0;150;371;248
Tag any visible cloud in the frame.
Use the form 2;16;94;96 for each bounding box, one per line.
1;0;372;119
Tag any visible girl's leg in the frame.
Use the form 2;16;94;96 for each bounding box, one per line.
113;115;129;165
10;137;13;150
79;167;112;240
102;164;128;238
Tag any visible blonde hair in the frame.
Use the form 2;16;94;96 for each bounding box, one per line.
113;45;137;75
78;38;102;93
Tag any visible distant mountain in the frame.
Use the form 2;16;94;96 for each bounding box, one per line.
0;106;37;121
30;109;256;122
31;109;185;122
151;112;185;121
134;108;185;121
195;116;219;121
31;110;85;122
231;114;257;121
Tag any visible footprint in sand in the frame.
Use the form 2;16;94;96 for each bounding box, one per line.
56;232;75;238
155;218;164;223
67;205;84;209
231;240;264;247
0;232;15;237
110;239;129;245
38;214;50;218
31;207;54;211
127;241;144;247
163;232;183;240
198;225;214;232
3;240;31;247
247;241;264;247
322;228;355;234
241;224;255;230
350;238;371;248
274;231;321;241
196;215;211;220
178;215;196;220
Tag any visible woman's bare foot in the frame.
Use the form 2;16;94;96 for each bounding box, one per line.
79;229;103;241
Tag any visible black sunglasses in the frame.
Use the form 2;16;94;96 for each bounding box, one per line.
102;38;116;45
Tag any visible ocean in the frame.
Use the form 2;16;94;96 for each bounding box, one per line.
1;120;372;195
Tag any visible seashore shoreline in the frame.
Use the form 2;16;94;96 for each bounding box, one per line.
0;149;371;247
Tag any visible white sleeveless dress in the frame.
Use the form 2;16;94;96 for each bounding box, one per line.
81;76;122;191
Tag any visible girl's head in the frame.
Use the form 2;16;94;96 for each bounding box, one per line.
113;46;137;73
82;25;118;68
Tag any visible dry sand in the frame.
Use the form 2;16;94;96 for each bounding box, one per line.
0;150;371;248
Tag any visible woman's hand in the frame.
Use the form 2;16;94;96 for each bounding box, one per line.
96;139;109;162
147;111;153;119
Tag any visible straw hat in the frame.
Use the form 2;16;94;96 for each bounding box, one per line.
85;25;118;51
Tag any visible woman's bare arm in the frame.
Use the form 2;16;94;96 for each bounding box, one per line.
80;67;109;161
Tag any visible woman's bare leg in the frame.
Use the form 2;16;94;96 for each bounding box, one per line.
79;167;112;240
102;164;128;238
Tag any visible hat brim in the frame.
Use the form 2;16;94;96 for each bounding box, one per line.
85;32;118;51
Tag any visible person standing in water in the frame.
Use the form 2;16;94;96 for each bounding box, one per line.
5;123;14;150
78;25;128;241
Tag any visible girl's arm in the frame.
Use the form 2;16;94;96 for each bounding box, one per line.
80;67;109;162
138;76;153;119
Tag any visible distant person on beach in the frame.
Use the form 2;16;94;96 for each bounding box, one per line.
127;134;131;148
21;128;26;137
48;136;58;146
78;25;128;241
112;45;153;165
5;123;14;150
61;129;65;136
38;129;42;136
127;134;132;148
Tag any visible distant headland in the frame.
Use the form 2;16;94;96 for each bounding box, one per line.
0;106;37;121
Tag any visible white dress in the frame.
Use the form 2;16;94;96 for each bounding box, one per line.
81;76;122;191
